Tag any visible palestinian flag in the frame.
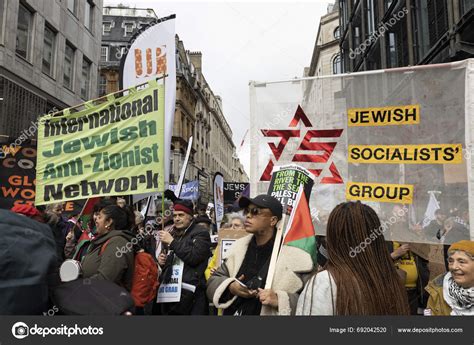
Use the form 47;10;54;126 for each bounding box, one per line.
80;197;100;226
283;185;317;263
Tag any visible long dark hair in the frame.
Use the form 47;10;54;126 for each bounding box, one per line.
101;205;132;230
88;198;116;229
325;201;410;315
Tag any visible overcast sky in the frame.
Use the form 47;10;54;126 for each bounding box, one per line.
104;0;330;174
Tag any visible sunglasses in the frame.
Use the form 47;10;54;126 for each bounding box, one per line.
243;207;271;217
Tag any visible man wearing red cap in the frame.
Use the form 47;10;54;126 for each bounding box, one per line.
155;198;211;315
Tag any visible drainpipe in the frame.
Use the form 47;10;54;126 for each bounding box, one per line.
406;0;415;65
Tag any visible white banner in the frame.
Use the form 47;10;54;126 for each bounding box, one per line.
122;15;176;187
250;59;474;244
213;172;224;231
156;257;183;303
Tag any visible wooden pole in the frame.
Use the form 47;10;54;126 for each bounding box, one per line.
264;213;289;289
42;74;168;119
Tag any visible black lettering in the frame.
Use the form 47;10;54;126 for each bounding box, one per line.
399;187;410;199
64;184;80;198
99;109;110;126
405;106;417;121
385;187;398;200
44;184;63;201
360;111;369;123
392;108;404;121
443;147;455;161
361;148;373;160
350;148;361;160
431;147;441;161
372;110;387;123
374;148;384;160
362;185;372;198
121;103;132;120
419;147;431;161
114;177;129;192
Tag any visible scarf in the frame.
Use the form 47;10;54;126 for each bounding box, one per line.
443;272;474;316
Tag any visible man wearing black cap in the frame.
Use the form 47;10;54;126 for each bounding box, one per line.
207;194;314;315
154;198;211;315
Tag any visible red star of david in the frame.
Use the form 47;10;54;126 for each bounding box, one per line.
260;105;343;184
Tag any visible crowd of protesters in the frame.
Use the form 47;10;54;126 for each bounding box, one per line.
0;193;472;316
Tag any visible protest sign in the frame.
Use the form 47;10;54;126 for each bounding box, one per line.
121;15;176;187
267;164;314;214
156;257;183;303
35;81;165;205
0;145;36;208
224;182;249;204
213;172;224;230
216;228;248;265
250;60;473;243
169;180;199;200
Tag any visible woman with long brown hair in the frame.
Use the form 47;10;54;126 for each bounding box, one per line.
297;201;410;315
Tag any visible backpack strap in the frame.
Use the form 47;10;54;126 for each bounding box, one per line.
99;238;113;256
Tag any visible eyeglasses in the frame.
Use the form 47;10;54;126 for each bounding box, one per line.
243;207;271;218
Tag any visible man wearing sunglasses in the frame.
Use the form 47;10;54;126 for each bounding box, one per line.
207;194;314;315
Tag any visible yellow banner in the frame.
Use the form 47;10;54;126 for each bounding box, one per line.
348;105;420;126
346;182;414;204
35;81;165;205
348;144;463;164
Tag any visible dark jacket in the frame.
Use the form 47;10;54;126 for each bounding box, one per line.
169;223;211;286
81;230;135;291
44;212;66;265
0;209;58;314
157;222;211;315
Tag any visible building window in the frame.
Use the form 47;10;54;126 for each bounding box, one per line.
332;54;342;74
81;58;91;99
103;21;112;35
42;25;56;77
461;0;474;14
334;26;341;39
99;74;106;97
366;0;375;36
412;0;430;63
387;33;397;68
123;22;134;36
16;3;33;60
85;0;94;32
0;0;5;44
63;43;75;90
100;46;108;62
67;0;76;15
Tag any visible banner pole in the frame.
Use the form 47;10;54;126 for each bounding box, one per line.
264;213;288;289
175;136;193;198
70;198;90;237
44;75;168;119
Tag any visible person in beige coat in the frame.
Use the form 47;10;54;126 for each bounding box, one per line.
206;195;314;315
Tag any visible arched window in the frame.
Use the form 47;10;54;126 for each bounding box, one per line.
332;54;342;74
334;26;341;39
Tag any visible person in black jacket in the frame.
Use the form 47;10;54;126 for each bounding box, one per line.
0;209;57;314
154;199;211;315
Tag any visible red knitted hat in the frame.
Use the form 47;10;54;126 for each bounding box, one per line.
11;204;42;218
173;202;193;215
